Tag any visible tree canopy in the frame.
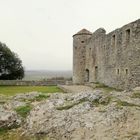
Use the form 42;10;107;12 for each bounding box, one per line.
0;42;24;80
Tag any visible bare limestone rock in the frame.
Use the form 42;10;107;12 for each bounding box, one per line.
24;90;140;140
13;91;42;101
0;92;44;131
133;87;140;93
0;105;21;129
4;92;44;110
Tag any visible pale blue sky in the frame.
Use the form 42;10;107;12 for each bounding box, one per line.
0;0;139;70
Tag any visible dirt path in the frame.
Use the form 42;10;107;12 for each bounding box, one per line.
59;85;94;93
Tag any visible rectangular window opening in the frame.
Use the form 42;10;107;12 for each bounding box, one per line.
95;66;98;81
126;29;130;42
117;69;120;75
112;35;116;47
125;69;128;75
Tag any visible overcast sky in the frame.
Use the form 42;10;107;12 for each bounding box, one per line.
0;0;139;70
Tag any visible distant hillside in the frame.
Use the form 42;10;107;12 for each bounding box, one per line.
23;70;72;81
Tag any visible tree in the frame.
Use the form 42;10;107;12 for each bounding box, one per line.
0;42;24;80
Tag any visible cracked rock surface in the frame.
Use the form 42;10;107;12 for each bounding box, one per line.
24;87;140;140
0;105;21;129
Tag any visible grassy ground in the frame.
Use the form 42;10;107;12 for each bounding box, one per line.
0;86;62;139
0;86;63;96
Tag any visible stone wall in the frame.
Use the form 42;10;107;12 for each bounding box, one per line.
0;80;66;86
73;19;140;90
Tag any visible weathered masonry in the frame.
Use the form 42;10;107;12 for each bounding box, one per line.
73;19;140;90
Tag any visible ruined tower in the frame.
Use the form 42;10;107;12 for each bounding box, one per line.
73;29;92;84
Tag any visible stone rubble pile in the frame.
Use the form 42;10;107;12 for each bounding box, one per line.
0;87;140;140
24;90;140;140
0;105;21;129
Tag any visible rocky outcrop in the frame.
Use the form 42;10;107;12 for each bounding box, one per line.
0;105;21;130
24;89;140;140
0;86;140;140
0;92;46;132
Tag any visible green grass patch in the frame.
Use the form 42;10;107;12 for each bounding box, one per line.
15;105;32;118
0;86;63;96
29;94;50;102
0;127;8;135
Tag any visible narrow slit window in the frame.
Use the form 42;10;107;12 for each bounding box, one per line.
112;35;116;47
104;45;106;49
120;32;123;44
126;29;130;42
117;69;120;75
125;69;128;75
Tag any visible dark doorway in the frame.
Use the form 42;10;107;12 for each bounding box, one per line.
85;69;89;82
95;66;98;81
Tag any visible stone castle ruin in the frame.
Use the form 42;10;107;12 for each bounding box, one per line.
73;19;140;90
